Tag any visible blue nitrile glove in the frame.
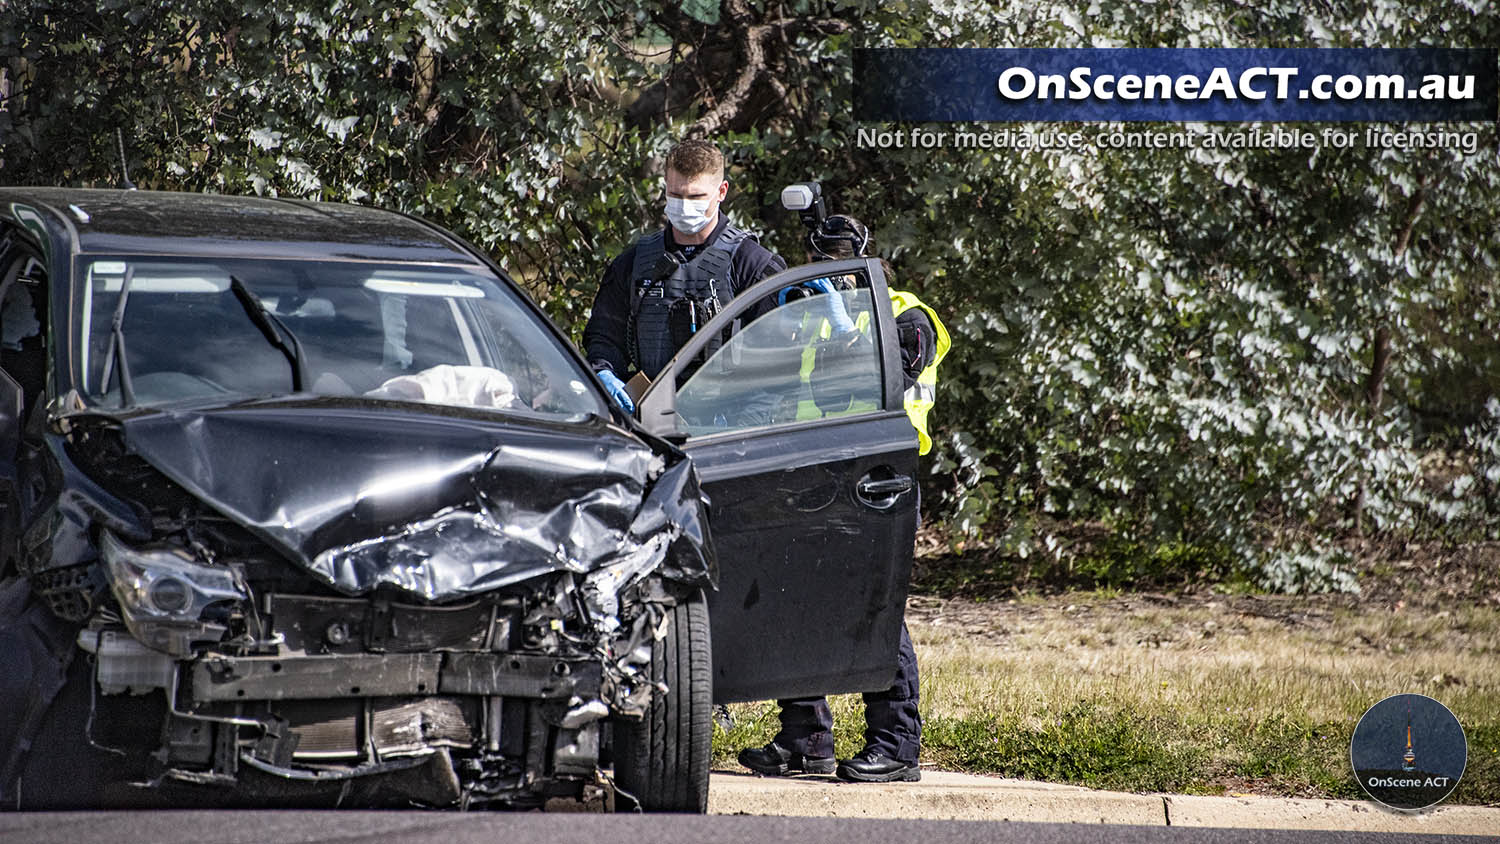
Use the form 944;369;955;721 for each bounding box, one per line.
597;369;635;414
803;277;856;335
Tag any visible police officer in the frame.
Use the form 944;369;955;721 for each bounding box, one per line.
737;213;948;784
583;139;786;411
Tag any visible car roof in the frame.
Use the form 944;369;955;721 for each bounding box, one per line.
0;187;484;265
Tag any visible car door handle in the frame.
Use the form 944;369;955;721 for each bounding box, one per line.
857;477;913;496
855;474;913;509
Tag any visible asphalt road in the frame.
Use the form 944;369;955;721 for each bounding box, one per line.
1;812;1493;844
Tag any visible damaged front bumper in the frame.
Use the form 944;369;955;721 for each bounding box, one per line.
74;571;680;808
187;651;600;702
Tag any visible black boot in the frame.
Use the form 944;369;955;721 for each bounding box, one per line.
835;748;921;783
737;740;836;776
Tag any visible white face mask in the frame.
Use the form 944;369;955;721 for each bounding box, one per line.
665;196;714;234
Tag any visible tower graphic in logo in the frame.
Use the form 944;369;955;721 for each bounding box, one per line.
1351;693;1466;811
1401;703;1416;773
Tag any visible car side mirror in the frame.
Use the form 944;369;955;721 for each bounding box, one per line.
635;382;680;439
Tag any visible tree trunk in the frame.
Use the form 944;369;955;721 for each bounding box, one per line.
1364;324;1392;410
1353;179;1428;535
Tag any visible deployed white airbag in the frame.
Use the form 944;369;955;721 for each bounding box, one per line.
366;364;518;409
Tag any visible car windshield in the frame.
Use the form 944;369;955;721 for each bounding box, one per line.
72;256;605;419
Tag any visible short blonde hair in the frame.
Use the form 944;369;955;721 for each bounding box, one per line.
665;139;724;181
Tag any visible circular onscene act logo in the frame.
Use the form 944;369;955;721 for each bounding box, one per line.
1351;693;1466;810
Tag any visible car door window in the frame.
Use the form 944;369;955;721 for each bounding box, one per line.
642;260;919;703
672;273;884;436
0;248;48;413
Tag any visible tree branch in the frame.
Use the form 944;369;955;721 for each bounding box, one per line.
1391;173;1431;259
687;3;766;136
623;2;849;133
1354;172;1433;534
688;9;849;136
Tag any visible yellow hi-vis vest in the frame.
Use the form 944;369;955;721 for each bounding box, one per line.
890;290;949;456
794;290;949;455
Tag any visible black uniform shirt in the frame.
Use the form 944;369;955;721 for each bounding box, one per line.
895;306;938;391
583;215;786;377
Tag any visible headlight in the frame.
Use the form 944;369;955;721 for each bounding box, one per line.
100;530;248;657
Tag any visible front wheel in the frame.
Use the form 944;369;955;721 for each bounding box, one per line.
612;589;712;813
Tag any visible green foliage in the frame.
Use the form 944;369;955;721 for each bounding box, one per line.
2;0;673;330
911;537;1243;597
869;705;1360;799
924;703;1198;792
716;698;1496;803
4;0;1497;592
1236;715;1355;796
1456;722;1500;807
1070;541;1236;591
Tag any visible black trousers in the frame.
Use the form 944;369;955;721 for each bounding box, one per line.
770;621;921;765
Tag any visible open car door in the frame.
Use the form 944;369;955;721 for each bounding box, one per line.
636;258;918;703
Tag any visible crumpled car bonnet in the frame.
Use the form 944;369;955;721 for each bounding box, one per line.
85;397;714;601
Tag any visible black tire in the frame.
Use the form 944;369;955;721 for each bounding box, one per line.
612;589;712;813
11;651;133;809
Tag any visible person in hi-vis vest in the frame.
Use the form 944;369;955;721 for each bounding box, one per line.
737;213;948;783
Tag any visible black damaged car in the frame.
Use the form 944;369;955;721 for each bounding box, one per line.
0;188;920;812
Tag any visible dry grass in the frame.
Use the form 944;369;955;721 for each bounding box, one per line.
914;596;1499;726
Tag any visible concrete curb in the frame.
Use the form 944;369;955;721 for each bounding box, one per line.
708;770;1500;835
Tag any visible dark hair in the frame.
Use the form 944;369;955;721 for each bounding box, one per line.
809;214;871;259
807;215;896;284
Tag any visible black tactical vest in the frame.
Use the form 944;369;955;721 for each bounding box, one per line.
627;224;752;379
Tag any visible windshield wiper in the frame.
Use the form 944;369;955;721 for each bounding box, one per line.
229;275;310;392
98;264;137;406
